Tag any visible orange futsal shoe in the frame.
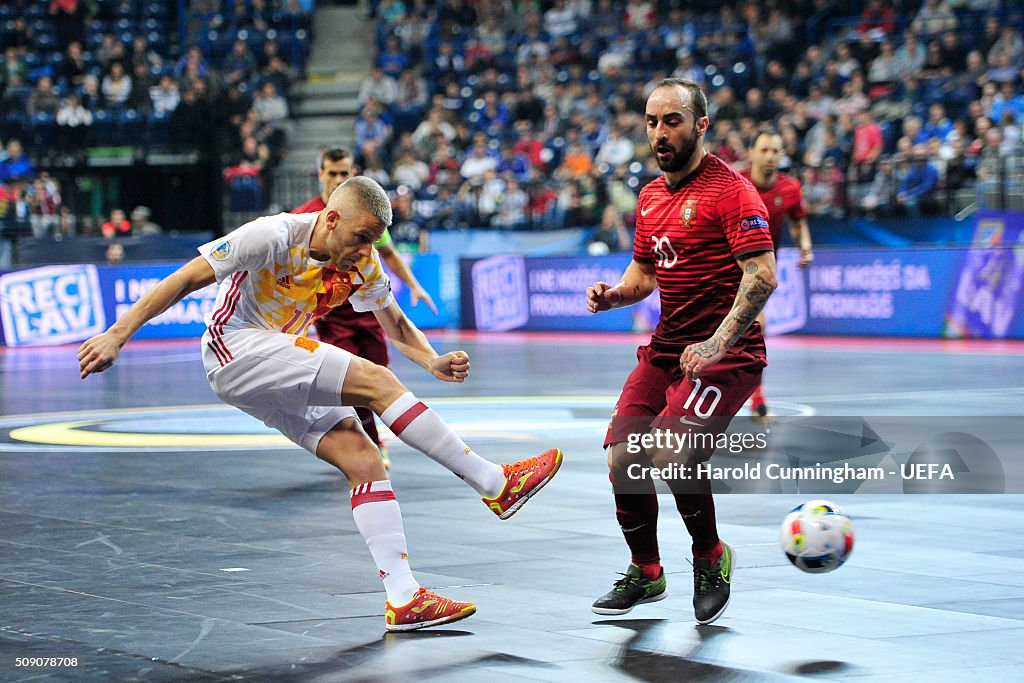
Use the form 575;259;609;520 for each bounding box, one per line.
483;448;563;520
384;587;477;632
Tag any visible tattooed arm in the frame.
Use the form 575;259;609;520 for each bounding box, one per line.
680;250;778;380
586;259;657;313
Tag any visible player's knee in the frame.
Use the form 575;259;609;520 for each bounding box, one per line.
344;443;388;486
608;441;645;470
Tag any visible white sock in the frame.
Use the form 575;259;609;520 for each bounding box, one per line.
350;480;420;606
380;392;505;497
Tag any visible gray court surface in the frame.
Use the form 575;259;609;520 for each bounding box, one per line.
2;333;1023;682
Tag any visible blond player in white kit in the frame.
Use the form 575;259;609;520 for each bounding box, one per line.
78;176;562;632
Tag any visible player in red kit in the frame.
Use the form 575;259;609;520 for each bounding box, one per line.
741;130;814;421
586;79;777;624
293;147;438;469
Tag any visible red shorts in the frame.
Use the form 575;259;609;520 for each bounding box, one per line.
315;304;390;367
604;344;765;457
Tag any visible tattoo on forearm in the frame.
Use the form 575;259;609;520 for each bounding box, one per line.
694;337;722;358
716;274;776;348
744;262;758;274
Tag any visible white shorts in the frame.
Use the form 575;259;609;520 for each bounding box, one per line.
202;328;360;453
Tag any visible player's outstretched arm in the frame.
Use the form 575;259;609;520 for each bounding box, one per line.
373;300;469;383
586;259;657;313
78;256;216;379
680;250;778;380
379;243;438;314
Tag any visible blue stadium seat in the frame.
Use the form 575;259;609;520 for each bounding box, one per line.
146;110;172;145
30;112;57;149
92;109;117;146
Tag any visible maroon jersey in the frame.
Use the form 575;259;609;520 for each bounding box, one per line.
740;170;807;247
291;195;379;331
292;195;326;213
634;154;774;354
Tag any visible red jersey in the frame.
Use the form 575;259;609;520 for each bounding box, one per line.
292;195;326;213
634;154;774;354
290;194;378;330
740;170;806;247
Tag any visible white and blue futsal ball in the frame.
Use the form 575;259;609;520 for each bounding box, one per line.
780;500;854;574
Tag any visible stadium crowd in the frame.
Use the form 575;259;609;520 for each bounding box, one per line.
0;0;311;238
3;0;1024;245
351;0;1023;250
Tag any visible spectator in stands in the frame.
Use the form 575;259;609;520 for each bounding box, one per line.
171;88;206;146
173;46;209;82
895;30;927;78
223;39;258;86
80;74;104;111
868;40;900;96
849;109;884;184
2;47;27;84
27;76;60;118
377;35;410;79
496;142;531;183
101;208;131;238
105;242;125;264
594;126;635;170
253;82;290;129
475;90;512;135
897;145;940;215
102;62;133;109
588;205;631;255
987;25;1024;67
911;0;957;38
394;68;430;114
355;104;393;163
389;187;427;253
460;135;498;183
0;140;34;182
56;93;93;149
859;158;899;217
150;76;180;117
858;0;897;37
27;175;61;239
427;141;461;188
62;41;89;89
128;63;154;113
391;149;430;190
131;35;163;71
358;66;398;107
492;177;530;229
412;107;456;156
938;31;967;73
130;206;162;235
95;33;126;72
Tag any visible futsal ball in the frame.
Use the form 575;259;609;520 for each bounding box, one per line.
779;500;854;573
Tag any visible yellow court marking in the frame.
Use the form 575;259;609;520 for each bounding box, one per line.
9;421;290;447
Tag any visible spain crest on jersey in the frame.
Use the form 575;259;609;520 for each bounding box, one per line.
681;199;698;228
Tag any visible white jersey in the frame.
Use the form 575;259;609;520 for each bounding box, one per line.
197;212;393;366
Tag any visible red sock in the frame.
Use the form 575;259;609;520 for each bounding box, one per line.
749;385;765;409
635;561;662;580
693;540;724;565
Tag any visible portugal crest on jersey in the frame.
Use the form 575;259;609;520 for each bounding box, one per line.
774;195;783;207
681;199;698;228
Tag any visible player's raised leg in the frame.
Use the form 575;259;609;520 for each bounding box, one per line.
339;354;562;519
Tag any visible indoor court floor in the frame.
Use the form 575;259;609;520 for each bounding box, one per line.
2;332;1024;682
